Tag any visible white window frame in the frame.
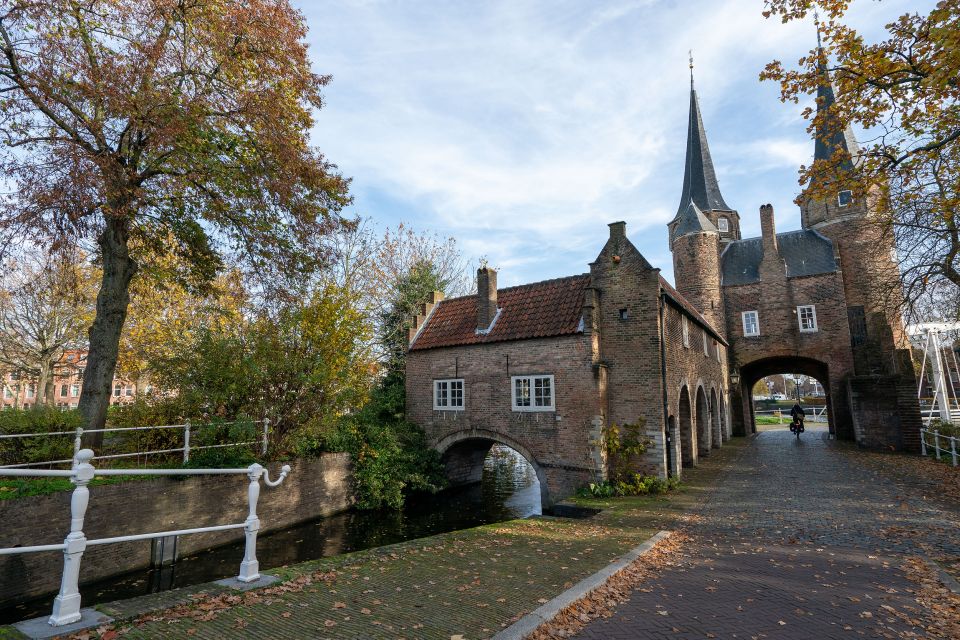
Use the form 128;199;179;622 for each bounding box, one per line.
511;375;555;412
433;378;465;411
798;305;818;333
714;340;721;363
703;331;709;356
717;217;729;232
682;316;690;348
71;384;79;397
838;190;853;207
742;310;760;337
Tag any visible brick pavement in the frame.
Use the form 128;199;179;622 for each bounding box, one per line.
574;426;960;640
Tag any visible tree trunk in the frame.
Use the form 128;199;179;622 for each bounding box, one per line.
78;216;137;448
36;359;51;407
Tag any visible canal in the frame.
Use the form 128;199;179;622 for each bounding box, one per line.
0;445;542;624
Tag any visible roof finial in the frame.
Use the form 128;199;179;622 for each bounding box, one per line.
689;49;694;87
814;9;822;50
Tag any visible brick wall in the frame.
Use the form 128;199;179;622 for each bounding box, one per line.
661;299;728;475
405;334;603;504
0;453;353;604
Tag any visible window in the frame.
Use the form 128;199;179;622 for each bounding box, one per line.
26;384;35;398
511;375;555;412
76;368;84;379
717;217;729;232
703;331;709;356
3;387;10;399
71;384;79;397
618;308;629;320
838;190;853;207
60;384;68;397
682;316;690;348
114;385;121;397
714;340;721;363
125;386;133;397
433;379;464;410
798;305;818;332
742;311;759;337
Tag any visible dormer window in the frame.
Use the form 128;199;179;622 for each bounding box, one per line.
717;217;729;232
838;190;853;207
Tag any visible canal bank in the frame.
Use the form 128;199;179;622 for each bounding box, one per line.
0;445;542;625
0;438;747;640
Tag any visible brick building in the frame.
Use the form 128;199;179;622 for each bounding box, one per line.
405;61;920;504
1;349;142;410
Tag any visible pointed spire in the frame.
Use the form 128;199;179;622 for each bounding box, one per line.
813;26;859;171
673;199;718;240
672;60;732;223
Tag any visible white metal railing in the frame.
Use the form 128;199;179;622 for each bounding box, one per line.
0;449;291;627
0;418;271;468
754;407;828;423
920;428;959;467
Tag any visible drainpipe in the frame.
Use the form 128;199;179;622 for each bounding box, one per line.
658;293;672;478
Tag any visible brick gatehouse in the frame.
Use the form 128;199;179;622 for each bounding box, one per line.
404;64;920;506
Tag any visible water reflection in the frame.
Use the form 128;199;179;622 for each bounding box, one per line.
1;443;541;624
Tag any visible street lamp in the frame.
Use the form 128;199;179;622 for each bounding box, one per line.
730;370;740;387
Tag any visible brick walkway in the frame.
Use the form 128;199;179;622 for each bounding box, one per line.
574;426;960;640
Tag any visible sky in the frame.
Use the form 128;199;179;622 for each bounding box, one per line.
295;0;932;288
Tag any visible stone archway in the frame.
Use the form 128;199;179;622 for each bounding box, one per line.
738;356;835;438
696;386;710;456
720;392;729;442
667;415;679;477
434;428;552;507
710;387;721;449
678;386;695;468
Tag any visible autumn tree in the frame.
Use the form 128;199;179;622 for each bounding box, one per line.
323;220;472;363
0;248;96;405
117;255;247;391
761;0;960;318
0;1;350;432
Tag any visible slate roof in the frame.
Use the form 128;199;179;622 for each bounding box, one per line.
814;56;860;172
720;229;838;286
673;200;718;240
409;274;591;351
659;276;727;345
670;84;732;223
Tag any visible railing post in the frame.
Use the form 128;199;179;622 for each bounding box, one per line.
921;429;927;456
934;430;941;461
952;436;958;468
261;419;270;457
238;463;263;582
183;420;191;464
73;427;83;458
49;449;95;626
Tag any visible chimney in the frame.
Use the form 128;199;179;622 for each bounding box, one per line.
407;290;444;346
477;266;498;331
760;204;778;256
608;221;626;240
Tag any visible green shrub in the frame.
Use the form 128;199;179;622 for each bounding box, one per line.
0;407;84;466
578;473;681;499
928;420;960;438
183;417;259;468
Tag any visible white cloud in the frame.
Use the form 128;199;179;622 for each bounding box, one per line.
300;0;934;283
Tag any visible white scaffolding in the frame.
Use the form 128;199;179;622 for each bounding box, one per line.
906;322;960;425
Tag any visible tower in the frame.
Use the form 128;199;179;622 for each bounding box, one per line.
799;38;908;370
668;58;730;334
668;55;741;249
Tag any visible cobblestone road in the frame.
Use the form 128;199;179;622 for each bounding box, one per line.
574;426;960;640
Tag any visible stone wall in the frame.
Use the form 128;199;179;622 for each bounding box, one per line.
0;453;353;604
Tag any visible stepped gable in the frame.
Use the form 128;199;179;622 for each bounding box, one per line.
658;275;726;344
409;274;591;351
720;229;838;286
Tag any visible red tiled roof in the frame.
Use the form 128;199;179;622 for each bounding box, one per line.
658;275;727;345
410;274;591;350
